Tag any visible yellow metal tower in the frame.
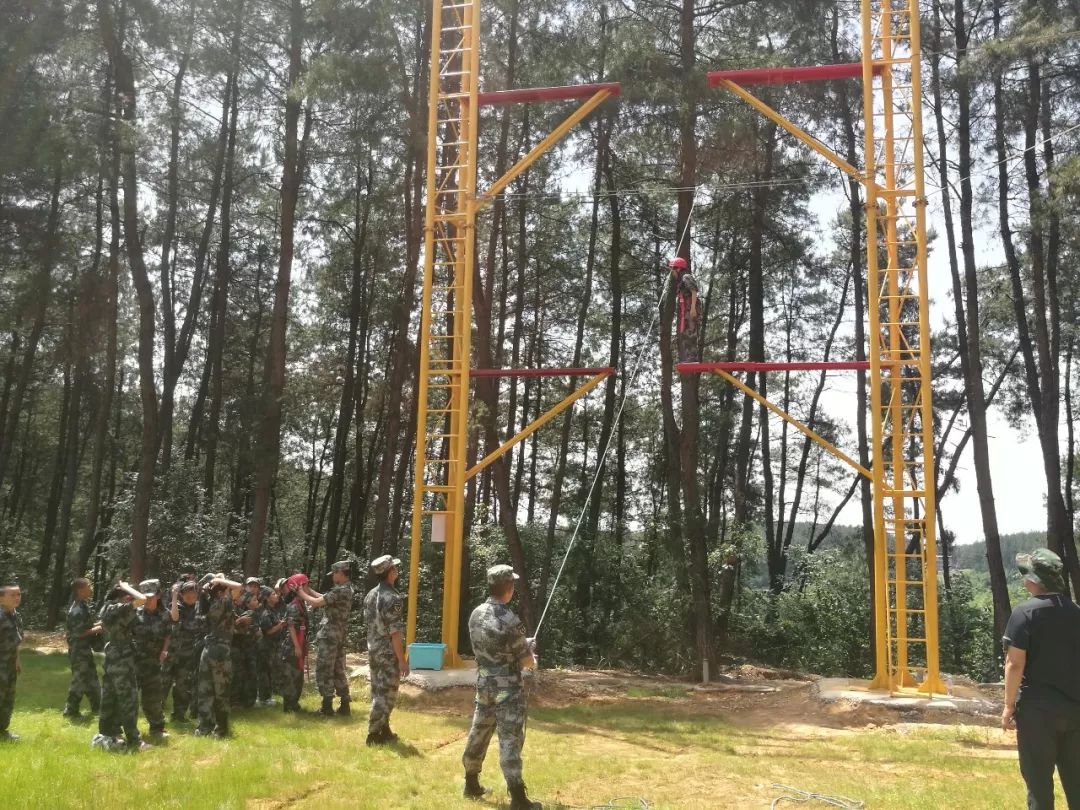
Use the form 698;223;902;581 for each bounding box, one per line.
407;0;618;667
861;0;944;694
409;0;943;693
701;0;944;693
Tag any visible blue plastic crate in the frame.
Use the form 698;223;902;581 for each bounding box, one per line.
408;642;447;671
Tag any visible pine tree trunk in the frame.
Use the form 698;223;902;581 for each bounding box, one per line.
245;0;306;574
99;0;158;581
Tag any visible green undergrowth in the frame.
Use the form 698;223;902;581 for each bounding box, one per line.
3;650;1043;808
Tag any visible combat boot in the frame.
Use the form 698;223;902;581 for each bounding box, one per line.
335;697;351;717
62;704;81;719
320;696;335;717
508;783;542;810
213;718;231;738
463;773;488;800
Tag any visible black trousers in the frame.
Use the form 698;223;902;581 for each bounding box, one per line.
1017;700;1080;810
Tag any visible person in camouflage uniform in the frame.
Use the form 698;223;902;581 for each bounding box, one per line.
133;579;170;738
280;574;310;713
164;580;202;722
195;576;242;737
63;577;101;718
94;582;151;752
256;586;285;705
187;572;215;718
0;584;24;741
461;565;541;810
230;580;259;708
363;555;408;745
297;560;355;717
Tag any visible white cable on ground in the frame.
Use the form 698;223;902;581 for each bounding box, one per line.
770;784;864;810
533;192;698;638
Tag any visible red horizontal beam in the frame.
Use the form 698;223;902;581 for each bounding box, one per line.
471;367;615;379
477;82;622;107
678;361;871;374
707;62;884;88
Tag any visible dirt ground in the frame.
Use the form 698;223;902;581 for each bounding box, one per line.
402;662;1003;733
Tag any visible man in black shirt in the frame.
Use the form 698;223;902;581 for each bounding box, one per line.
1002;548;1080;810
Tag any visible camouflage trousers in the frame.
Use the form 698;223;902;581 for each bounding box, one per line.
462;677;526;786
230;639;257;707
0;656;16;732
187;639;205;716
197;640;232;733
367;651;400;735
316;634;349;699
136;655;166;732
677;320;700;364
65;647;100;713
99;652;140;744
281;653;305;706
256;640;278;701
162;645;197;718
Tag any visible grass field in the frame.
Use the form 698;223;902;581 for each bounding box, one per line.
2;647;1049;809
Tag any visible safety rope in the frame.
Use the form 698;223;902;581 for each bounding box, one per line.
533;192;698;638
770;784;865;810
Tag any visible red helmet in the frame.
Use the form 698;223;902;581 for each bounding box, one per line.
286;573;309;591
668;257;688;270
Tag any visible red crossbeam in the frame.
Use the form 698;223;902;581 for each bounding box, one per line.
678;361;870;373
470;367;615;379
477;82;622;107
707;62;884;87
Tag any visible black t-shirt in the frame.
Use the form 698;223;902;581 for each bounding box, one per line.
1003;594;1080;707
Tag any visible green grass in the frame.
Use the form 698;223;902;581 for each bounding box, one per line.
2;650;1046;808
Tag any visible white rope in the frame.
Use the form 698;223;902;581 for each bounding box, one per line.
534;191;698;638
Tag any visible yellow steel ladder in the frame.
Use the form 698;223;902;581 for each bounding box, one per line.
407;0;480;668
862;0;945;693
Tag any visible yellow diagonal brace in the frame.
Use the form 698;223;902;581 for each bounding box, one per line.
713;368;872;480
713;79;863;181
476;90;615;208
466;372;610;480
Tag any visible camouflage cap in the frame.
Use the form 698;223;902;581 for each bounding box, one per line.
198;573;215;588
370;555;401;575
179;581;198;593
274;577;287;591
486;564;520;586
139;579;162;596
259;586;274;601
244;577;261;587
326;560;353;577
1018;548;1066;593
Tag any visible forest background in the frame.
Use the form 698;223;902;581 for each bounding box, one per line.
1;0;1077;684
